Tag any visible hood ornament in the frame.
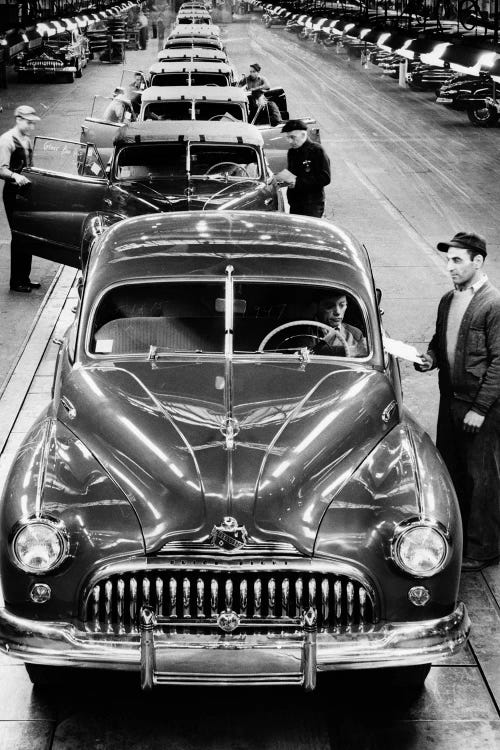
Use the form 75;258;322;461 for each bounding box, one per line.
220;416;240;451
211;516;248;552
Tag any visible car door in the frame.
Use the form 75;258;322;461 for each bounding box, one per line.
12;137;109;268
80;96;129;156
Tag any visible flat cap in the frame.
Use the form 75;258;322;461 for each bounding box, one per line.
14;105;40;122
281;119;308;133
250;62;261;71
437;232;487;258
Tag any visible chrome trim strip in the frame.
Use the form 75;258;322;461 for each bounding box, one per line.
35;419;54;518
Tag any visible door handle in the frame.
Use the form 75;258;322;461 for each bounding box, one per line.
103;198;112;207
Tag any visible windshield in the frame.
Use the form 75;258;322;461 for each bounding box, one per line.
142;101;245;121
150;72;229;86
114;143;261;180
90;282;369;358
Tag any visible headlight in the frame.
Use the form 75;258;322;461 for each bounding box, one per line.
12;518;69;574
392;523;448;577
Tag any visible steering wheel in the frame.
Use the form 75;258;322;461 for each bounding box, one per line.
258;320;348;356
209;114;234;121
204;161;250;177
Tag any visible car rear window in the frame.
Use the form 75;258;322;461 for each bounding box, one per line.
89;282;369;358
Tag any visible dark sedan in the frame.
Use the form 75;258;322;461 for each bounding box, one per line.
0;211;469;691
11;122;282;268
436;73;494;110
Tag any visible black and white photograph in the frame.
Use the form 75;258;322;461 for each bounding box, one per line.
0;1;499;748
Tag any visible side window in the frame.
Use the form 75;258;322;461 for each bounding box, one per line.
33;137;84;175
81;145;106;178
32;138;105;179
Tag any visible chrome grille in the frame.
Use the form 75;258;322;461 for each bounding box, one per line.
26;59;63;68
84;570;376;630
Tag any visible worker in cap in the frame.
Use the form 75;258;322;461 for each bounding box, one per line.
0;105;41;292
416;231;500;572
276;119;331;217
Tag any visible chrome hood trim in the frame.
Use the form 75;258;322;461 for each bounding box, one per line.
61;361;397;554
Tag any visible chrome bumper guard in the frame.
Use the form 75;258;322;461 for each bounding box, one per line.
0;602;470;691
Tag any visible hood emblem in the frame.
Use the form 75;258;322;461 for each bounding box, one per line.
217;609;240;633
211;516;248;552
220;416;240;451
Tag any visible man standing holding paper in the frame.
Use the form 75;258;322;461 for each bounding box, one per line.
415;232;500;572
275;120;330;218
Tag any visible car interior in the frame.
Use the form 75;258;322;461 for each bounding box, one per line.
114;144;261;180
91;282;368;357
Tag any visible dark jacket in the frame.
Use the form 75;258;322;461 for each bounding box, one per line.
286;139;330;208
428;281;500;414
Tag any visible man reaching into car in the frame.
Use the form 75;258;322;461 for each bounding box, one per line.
104;88;136;124
249;89;282;127
0;105;41;293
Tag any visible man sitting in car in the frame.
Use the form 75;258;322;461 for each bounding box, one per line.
314;292;367;357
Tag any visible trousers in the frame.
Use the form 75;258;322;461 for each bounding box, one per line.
3;188;32;286
437;395;500;560
289;201;325;218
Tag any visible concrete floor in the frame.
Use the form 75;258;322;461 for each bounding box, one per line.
0;13;500;749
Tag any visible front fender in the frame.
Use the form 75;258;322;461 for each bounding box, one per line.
315;412;462;622
0;416;145;621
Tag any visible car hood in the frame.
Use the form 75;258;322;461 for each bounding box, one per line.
109;178;264;212
61;360;398;555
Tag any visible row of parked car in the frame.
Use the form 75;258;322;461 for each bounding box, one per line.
12;1;321;269
259;2;500;128
0;1;470;695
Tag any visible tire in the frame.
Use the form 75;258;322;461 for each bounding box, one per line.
62;70;75;84
467;105;499;127
75;63;83;79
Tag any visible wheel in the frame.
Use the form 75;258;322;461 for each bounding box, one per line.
75;63;83;79
459;0;480;30
467;104;499;127
62;70;75;84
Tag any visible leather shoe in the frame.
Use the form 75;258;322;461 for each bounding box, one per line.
461;556;500;572
10;283;32;293
29;281;41;289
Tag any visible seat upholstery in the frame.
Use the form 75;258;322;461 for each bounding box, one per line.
94;316;221;353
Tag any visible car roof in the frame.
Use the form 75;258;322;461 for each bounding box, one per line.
168;25;220;37
141;85;248;103
149;60;232;73
157;47;227;60
164;38;223;48
114;120;264;145
86;212;375;301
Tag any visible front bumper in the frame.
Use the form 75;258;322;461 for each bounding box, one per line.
0;602;470;690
